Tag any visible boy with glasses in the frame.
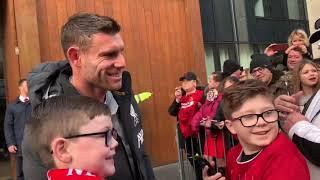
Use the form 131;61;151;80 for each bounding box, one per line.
26;96;118;179
204;79;309;179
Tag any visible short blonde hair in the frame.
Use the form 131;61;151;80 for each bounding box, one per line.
288;29;309;47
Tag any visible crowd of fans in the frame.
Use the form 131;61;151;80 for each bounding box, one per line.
169;18;320;180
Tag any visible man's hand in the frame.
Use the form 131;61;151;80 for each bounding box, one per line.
282;111;308;133
8;145;17;153
204;119;212;128
200;117;210;127
202;161;225;180
274;91;303;113
174;86;182;102
215;121;224;130
264;43;278;56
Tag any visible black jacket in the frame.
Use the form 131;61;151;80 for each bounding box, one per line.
4;97;31;156
22;61;154;180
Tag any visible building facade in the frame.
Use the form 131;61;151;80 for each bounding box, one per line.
200;0;309;77
306;0;320;59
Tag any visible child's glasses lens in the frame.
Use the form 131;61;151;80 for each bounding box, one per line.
106;128;118;147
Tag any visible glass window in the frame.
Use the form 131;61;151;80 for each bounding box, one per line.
204;44;236;74
239;44;254;69
204;46;215;79
234;0;249;42
287;0;304;20
254;0;265;17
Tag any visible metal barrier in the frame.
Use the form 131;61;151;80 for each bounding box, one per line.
175;123;235;180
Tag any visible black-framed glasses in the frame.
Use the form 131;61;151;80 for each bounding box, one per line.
232;109;279;127
64;128;118;147
251;67;265;76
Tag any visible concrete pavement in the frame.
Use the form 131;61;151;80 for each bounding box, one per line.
0;159;11;180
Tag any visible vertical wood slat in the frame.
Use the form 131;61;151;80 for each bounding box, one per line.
45;1;60;60
56;1;68;45
4;0;20;102
103;0;113;15
13;0;41;78
36;0;49;62
94;0;105;15
185;0;206;82
66;0;77;18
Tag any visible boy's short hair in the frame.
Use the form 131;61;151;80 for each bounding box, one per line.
222;79;274;119
27;96;111;168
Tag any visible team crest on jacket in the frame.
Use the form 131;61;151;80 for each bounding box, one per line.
130;104;140;127
137;129;144;149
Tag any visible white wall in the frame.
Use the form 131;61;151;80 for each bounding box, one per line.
306;0;320;59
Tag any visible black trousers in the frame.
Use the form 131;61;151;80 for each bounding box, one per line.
16;155;24;180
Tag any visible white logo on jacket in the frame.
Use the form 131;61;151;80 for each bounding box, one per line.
137;129;144;149
180;101;194;109
130;104;140;127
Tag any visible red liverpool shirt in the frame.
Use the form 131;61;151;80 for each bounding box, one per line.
178;89;203;138
226;132;310;180
47;169;104;180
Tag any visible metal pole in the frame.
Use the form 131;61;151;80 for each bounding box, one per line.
230;0;240;62
176;125;185;180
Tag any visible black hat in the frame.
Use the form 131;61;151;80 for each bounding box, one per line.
222;59;241;77
179;72;197;81
315;18;320;30
250;54;273;73
309;30;320;44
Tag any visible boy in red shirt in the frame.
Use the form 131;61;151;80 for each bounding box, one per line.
203;79;309;180
177;72;203;139
176;71;203;180
26;96;118;180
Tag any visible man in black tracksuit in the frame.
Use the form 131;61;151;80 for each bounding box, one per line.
22;13;154;180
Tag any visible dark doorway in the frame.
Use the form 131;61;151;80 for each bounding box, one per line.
0;0;9;160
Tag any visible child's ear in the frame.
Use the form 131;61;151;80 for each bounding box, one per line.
225;120;237;135
51;138;72;164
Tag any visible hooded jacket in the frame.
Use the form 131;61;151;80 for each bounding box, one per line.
22;61;154;180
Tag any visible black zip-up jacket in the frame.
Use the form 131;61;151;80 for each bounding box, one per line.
4;97;31;156
22;61;155;180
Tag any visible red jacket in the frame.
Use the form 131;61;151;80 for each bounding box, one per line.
178;90;203;138
226;132;310;180
47;169;103;180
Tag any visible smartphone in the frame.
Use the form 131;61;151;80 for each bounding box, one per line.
269;43;289;52
195;156;217;176
175;87;186;96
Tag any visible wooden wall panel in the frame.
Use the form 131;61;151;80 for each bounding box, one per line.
4;0;21;102
13;0;41;78
34;0;205;166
